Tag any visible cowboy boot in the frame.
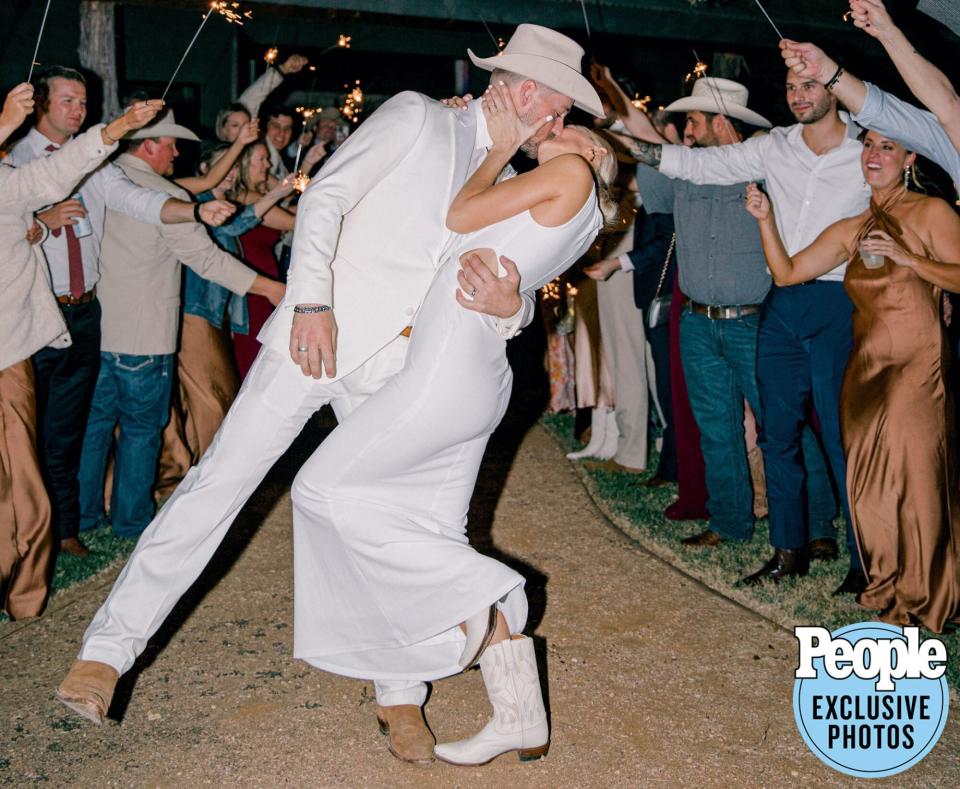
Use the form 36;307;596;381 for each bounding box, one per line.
434;635;549;766
56;659;119;725
458;604;498;670
376;704;435;764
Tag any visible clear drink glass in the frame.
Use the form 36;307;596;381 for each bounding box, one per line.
859;244;885;269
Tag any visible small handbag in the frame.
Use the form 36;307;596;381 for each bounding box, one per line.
647;233;676;329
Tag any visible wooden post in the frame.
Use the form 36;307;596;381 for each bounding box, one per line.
79;0;121;120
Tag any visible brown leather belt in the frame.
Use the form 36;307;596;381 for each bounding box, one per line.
684;299;762;320
56;288;96;306
400;326;413;338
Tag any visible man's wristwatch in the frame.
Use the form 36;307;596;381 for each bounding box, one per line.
293;304;332;314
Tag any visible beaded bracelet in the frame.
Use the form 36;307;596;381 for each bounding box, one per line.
293;304;332;314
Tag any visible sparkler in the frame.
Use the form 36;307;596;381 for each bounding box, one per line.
340;80;364;124
291;105;322;174
27;0;53;83
161;2;252;103
292;171;311;193
318;34;352;56
264;47;278;65
631;94;652;112
751;0;785;40
579;0;592;41
478;14;505;54
684;60;708;83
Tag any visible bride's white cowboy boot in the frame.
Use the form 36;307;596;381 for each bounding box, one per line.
458;604;498;670
435;635;549;766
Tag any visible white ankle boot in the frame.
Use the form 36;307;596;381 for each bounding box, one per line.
434;635;549;766
567;407;616;460
594;408;620;459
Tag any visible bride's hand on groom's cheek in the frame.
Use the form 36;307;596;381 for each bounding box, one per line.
456;253;523;318
441;94;473;110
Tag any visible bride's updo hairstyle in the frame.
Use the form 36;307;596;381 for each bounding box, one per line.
570;125;620;230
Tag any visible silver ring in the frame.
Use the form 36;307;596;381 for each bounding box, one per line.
297;346;308;353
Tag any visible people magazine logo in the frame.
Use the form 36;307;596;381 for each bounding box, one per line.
793;623;949;778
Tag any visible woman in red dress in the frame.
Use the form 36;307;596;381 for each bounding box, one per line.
230;141;296;377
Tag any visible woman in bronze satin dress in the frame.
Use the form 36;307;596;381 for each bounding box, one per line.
745;130;960;633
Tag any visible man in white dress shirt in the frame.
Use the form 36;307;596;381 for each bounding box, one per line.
6;67;235;559
58;24;602;765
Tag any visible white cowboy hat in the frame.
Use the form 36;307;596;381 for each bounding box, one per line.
665;78;771;129
127;108;200;141
468;23;604;118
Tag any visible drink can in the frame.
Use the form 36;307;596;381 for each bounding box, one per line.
71;192;94;238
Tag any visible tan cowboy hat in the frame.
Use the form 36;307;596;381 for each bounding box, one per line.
665;78;771;129
127;109;200;141
468;23;604;118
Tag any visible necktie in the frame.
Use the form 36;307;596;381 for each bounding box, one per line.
45;143;85;298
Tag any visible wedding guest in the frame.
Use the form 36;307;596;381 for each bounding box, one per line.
215;54;308;143
746;129;960;632
5;67;240;558
229;141;296;377
0;85;162;618
779;31;960;187
76;111;283;539
629;78;772;547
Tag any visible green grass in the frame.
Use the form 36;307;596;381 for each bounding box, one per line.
543;412;960;691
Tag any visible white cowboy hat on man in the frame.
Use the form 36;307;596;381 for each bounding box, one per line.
665;77;771;129
468;23;604;118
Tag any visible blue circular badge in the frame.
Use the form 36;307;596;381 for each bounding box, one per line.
793;622;949;778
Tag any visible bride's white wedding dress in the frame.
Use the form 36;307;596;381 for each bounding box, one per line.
292;191;601;681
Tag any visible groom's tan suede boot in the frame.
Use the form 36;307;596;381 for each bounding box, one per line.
376;704;435;764
56;659;119;725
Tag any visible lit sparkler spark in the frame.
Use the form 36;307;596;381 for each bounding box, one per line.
319;34;353;56
685;61;708;83
292;172;311;193
264;47;278;64
210;1;252;26
631;94;652;111
340;80;365;124
842;11;853;22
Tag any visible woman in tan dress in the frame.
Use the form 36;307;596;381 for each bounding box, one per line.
745;130;960;633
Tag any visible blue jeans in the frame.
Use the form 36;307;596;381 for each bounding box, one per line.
78;353;174;538
757;283;859;567
679;310;762;541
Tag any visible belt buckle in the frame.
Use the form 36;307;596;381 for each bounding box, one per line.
706;304;718;320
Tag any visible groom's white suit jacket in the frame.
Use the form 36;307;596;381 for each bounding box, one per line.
258;92;534;382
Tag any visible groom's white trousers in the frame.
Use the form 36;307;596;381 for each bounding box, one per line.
78;339;427;706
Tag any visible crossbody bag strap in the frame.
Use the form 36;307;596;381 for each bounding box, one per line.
653;233;676;299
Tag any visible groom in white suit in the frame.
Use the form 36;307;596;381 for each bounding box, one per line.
58;24;602;764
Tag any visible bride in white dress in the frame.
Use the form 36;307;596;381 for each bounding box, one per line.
290;84;617;766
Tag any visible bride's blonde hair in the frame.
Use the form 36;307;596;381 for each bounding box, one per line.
569;125;620;229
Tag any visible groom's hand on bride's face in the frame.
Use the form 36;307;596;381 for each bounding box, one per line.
290;309;338;379
456;253;523;318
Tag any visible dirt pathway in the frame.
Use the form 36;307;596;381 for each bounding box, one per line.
1;416;956;788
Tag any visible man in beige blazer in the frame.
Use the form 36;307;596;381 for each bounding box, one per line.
60;24;602;765
0;87;164;619
75;110;285;541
